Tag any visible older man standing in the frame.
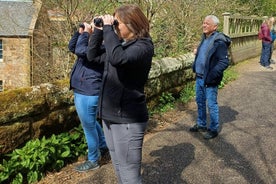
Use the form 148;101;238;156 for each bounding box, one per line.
189;15;231;139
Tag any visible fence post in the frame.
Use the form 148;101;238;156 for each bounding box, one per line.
222;12;231;36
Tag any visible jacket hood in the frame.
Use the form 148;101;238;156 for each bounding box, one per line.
215;32;231;48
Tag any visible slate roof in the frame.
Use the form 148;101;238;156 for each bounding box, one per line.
0;1;40;36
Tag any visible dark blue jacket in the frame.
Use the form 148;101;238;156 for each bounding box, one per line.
87;26;154;123
193;31;231;86
68;31;104;96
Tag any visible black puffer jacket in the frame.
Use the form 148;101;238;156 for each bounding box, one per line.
87;26;154;123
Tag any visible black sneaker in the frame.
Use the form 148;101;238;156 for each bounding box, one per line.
189;124;207;132
203;131;218;140
75;160;99;172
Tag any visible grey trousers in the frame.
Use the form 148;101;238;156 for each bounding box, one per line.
103;120;147;184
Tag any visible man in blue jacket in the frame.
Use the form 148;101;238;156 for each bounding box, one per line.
190;15;231;139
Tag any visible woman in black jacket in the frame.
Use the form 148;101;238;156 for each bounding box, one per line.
68;23;108;172
87;4;154;184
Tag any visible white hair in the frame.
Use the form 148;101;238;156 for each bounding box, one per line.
205;15;220;25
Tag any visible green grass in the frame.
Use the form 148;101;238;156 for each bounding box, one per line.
151;66;238;115
219;66;238;89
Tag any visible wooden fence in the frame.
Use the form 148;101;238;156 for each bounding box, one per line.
223;13;265;63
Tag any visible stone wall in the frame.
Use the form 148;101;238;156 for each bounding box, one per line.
0;53;195;154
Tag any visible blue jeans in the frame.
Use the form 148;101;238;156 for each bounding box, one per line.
260;42;272;67
103;120;147;184
195;77;219;132
74;92;107;162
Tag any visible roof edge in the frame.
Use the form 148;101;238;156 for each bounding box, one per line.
28;0;42;36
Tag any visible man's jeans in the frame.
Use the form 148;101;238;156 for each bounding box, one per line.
195;77;219;132
74;92;107;162
260;42;272;67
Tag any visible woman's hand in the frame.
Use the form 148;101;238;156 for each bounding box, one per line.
83;22;92;34
102;14;116;26
79;22;92;34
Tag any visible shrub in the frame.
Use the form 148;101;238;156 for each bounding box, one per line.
0;126;86;184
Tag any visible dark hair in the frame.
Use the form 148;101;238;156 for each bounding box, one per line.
114;4;150;39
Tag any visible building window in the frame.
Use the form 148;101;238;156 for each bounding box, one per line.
0;80;3;92
0;39;3;62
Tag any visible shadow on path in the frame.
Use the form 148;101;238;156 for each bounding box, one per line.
220;105;239;124
142;143;195;184
152;118;268;183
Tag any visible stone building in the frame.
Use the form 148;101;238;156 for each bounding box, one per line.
0;0;52;91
